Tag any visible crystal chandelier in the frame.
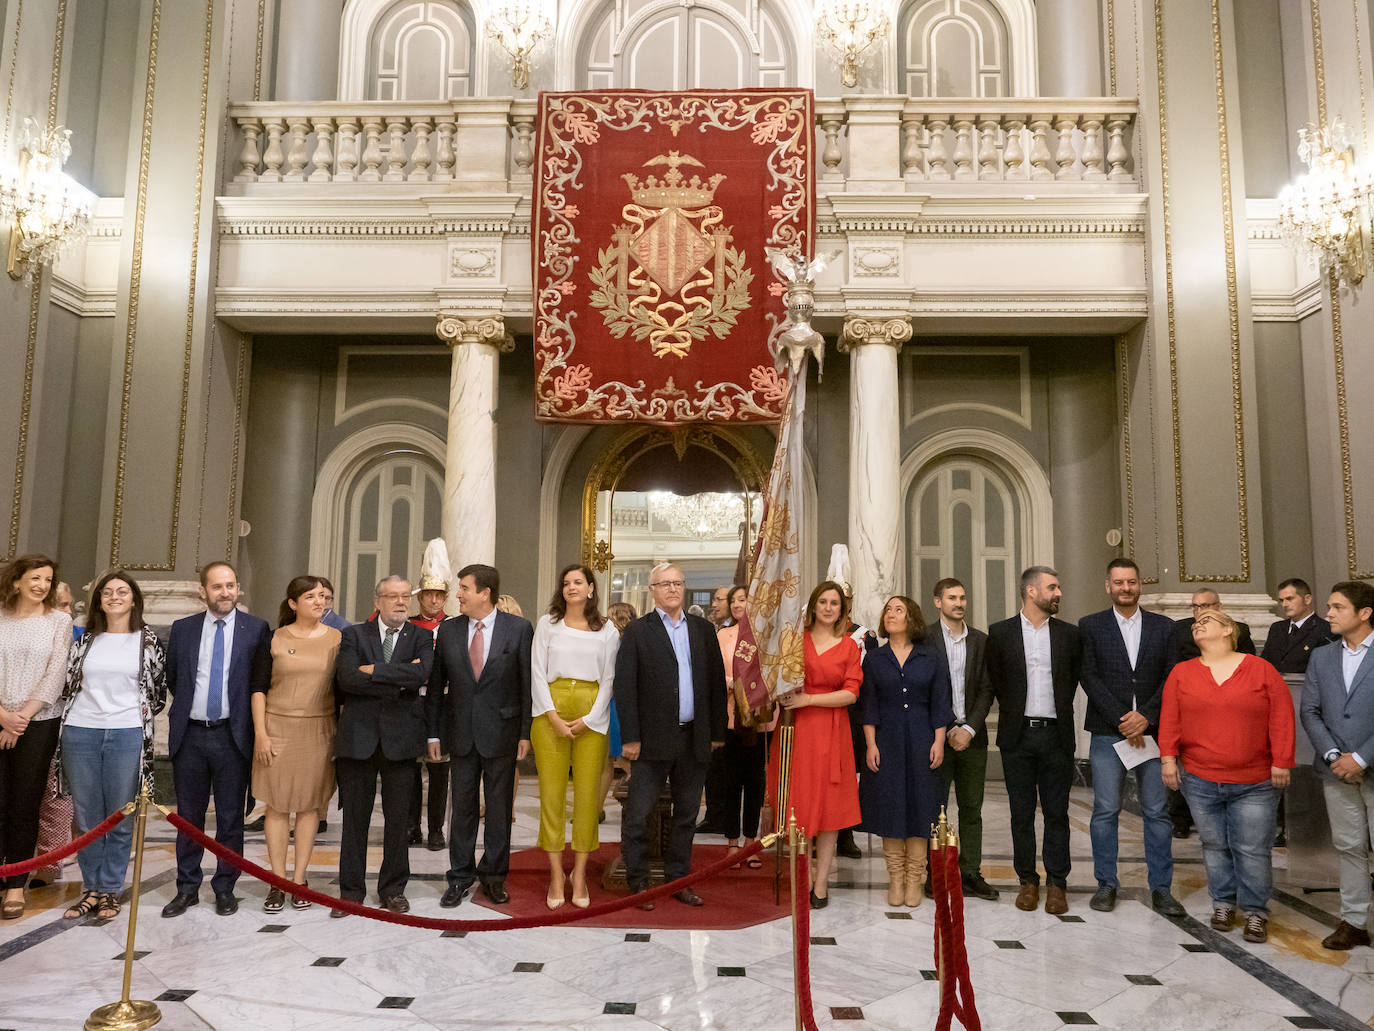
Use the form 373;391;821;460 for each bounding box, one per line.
1277;117;1374;289
0;118;93;280
816;0;889;89
648;491;748;541
487;0;552;91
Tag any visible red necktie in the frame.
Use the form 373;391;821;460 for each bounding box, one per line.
469;619;485;679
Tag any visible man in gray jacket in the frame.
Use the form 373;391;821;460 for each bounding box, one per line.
1299;580;1374;950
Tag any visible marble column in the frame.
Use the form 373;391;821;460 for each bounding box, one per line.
840;316;911;631
1035;0;1104;97
435;314;514;575
273;0;342;101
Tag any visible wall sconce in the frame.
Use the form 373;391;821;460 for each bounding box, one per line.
0;118;93;280
816;0;889;89
1278;117;1374;290
488;0;553;91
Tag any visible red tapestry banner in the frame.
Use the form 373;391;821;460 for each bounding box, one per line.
532;89;815;425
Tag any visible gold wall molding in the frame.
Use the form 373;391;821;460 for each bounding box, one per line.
1107;0;1118;96
253;0;266;101
0;0;23;156
1153;0;1250;583
109;0;217;570
226;338;248;560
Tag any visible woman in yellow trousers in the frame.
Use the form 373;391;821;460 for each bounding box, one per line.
531;563;621;908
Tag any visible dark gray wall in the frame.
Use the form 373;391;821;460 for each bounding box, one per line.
494;338;543;611
65;0;139;195
810;339;849;578
56;315;114;586
1233;0;1294;197
1253;320;1317;591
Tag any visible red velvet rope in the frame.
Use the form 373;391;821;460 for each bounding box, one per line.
793;844;821;1031
0;807;127;879
165;811;764;931
944;846;981;1030
930;843;981;1031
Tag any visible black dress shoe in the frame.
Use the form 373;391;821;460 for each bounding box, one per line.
243;815;265;833
329;907;347;919
427;831;446;851
440;884;471;908
380;894;410;914
672;887;704;907
835;829;862;859
1171;824;1191;840
214;892;238;916
483;882;510;905
961;875;999;901
1151;889;1187;917
1089;885;1118;912
161;891;199;918
809;890;828;909
408;827;424;846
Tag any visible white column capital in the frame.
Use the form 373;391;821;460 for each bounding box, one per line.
435;313;515;352
838;315;913;354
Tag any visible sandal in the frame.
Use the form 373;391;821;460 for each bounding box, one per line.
746;855;763;869
291;882;311;910
263;887;285;913
96;893;122;921
64;890;101;920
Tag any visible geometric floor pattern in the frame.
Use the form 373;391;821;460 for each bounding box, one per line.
2;782;1373;1030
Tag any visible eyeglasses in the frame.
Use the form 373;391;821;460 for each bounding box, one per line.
377;592;411;602
650;580;685;589
1191;602;1219;610
100;588;132;598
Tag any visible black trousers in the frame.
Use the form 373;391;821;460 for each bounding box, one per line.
447;749;515;890
721;729;766;841
622;729;708;885
1001;723;1073;888
172;722;250;896
702;745;728;826
336;747;414;901
0;717;60;890
409;760;450;834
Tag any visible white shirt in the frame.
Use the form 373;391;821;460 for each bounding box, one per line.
1020;613;1055;718
192;610;236;721
1114;607;1142;672
65;632;142;729
941;621;972;729
466;610;496;669
1343;633;1372;695
530;615;621;733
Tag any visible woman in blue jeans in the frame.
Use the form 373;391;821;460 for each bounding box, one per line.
1158;608;1294;943
60;570;166;922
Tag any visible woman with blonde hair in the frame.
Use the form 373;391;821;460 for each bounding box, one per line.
531;565;620;908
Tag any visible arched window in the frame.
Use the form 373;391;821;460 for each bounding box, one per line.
908;455;1021;629
898;0;1037;97
574;0;795;90
368;0;475;99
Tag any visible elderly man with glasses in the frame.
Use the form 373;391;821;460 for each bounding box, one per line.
614;563;728;909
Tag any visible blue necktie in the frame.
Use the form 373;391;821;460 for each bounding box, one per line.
207;619;225;721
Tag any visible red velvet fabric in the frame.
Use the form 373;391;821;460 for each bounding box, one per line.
533;89;815;424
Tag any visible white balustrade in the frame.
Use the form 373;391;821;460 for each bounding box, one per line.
224;97;1137;189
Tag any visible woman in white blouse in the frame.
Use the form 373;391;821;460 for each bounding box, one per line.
59;570;166;922
531;564;620;909
0;555;72;920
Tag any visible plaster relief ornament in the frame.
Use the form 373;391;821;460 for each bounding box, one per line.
589;151;753;358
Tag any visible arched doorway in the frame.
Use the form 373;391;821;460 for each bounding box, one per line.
581;426;768;614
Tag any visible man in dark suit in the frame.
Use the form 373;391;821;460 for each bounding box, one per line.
427;563;532;906
1080;557;1184;917
1263;577;1334;675
615;563;728;909
927;577;997;901
333;575;434;916
986;565;1082;915
1168;587;1257;838
162;561;271;918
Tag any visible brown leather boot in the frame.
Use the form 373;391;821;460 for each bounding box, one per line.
882;839;906;907
904;837;928;907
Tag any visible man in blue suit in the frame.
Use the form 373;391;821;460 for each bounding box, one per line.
162;561;271;917
1300;580;1374;950
1079;557;1184;916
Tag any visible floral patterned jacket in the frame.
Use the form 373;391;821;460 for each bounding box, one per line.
58;626;168;795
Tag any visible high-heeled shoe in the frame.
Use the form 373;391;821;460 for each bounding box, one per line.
546;881;566;910
570;878;590;909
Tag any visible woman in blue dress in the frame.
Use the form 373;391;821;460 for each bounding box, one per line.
858;595;953;907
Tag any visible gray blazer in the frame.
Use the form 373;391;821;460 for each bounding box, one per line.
1300;638;1374;779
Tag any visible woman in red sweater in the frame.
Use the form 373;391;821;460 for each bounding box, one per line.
1159;608;1294;943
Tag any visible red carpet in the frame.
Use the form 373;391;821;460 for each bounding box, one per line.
469;843;789;930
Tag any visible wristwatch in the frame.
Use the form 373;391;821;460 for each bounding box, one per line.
1325;749;1341;765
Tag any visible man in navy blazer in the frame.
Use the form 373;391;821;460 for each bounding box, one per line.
162;561;271;918
615;563;728;909
985;566;1082;915
1079;557;1184;917
427;564;533;906
333;576;434;916
1299;580;1374;950
1263;577;1335;675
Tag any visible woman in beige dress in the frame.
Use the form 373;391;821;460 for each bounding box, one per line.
252;575;340;912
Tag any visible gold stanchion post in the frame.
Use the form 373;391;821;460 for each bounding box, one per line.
85;786;161;1031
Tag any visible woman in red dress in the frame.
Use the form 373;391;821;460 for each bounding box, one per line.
776;580;863;908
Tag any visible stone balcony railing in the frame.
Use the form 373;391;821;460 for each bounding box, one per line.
224;95;1139;191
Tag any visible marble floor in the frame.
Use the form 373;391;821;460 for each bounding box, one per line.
3;781;1373;1031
